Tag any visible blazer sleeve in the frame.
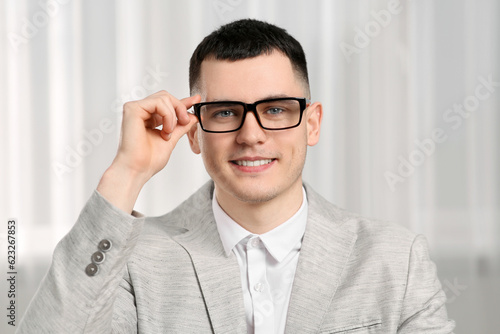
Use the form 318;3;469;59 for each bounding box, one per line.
17;190;145;334
397;234;456;333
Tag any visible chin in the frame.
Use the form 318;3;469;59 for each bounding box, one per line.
225;182;280;204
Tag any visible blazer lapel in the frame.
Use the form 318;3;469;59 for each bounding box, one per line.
172;182;246;334
285;186;358;333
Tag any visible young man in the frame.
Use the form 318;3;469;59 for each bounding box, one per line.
19;19;455;333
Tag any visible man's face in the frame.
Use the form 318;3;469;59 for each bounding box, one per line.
188;51;322;205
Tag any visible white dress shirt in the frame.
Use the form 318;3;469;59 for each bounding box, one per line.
213;188;308;334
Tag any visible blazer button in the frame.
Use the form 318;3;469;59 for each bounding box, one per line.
85;263;99;276
91;251;105;264
98;239;112;252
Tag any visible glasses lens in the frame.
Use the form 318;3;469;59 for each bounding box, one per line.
199;103;244;132
256;99;302;129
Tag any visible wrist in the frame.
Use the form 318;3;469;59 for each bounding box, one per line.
96;163;150;214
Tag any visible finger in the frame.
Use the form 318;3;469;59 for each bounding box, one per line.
169;113;199;143
180;94;202;108
128;92;197;139
171;95;201;126
129;96;174;129
158;97;176;135
139;92;199;128
181;94;201;124
144;113;164;129
169;99;189;126
139;95;176;137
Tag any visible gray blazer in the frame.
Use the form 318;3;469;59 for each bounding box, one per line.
18;182;455;333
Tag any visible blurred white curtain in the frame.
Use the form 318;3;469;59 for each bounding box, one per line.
1;0;499;332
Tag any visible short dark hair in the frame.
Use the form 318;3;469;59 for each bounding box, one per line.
189;19;310;97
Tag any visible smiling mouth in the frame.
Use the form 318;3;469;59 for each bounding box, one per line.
231;159;275;167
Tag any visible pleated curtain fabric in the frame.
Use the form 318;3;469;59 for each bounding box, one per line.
1;0;499;332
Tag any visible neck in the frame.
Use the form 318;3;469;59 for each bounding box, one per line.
214;179;304;234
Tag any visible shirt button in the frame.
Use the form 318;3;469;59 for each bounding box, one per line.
254;282;263;292
98;239;112;252
91;251;105;264
85;263;99;276
250;238;260;248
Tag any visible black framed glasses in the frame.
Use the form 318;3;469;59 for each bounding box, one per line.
192;97;310;133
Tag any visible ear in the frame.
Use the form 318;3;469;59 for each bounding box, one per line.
188;123;201;154
306;101;323;146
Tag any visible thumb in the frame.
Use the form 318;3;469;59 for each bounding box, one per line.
169;113;198;143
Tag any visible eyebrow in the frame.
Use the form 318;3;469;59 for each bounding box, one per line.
209;93;293;103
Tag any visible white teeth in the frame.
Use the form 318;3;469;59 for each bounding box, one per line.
235;159;273;167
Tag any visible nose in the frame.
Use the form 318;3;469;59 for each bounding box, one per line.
235;111;267;145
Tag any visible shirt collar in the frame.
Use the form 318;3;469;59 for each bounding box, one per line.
213;188;308;262
213;195;251;257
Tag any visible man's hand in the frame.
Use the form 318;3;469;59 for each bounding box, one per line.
97;91;201;213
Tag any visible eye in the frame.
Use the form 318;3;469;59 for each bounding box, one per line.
266;107;285;115
213;109;236;118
